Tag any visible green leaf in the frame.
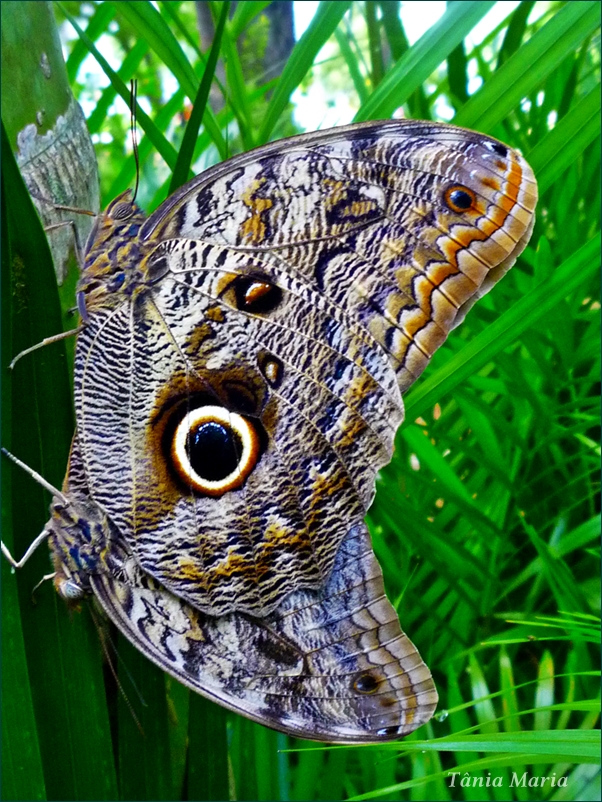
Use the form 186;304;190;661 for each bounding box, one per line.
65;1;116;83
58;3;181;174
169;1;229;193
259;1;352;142
534;650;555;731
230;0;271;40
453;1;601;132
186;696;229;800
529;86;601;193
354;2;496;121
1;128;46;802
114;0;227;157
117;636;173;801
1;122;118;801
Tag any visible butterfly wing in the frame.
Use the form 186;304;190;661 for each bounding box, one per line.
142;119;537;392
74;247;402;616
90;516;438;743
73;120;536;616
50;434;437;742
53;119;538;739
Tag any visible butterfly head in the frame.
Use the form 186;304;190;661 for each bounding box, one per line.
86;189;146;244
104;189;143;221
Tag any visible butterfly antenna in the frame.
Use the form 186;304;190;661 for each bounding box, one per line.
90;603;147;736
130;79;140;203
1;448;68;503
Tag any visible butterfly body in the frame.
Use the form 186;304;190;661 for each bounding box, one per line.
43;119;536;741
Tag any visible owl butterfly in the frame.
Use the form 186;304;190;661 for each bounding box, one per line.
9;120;537;742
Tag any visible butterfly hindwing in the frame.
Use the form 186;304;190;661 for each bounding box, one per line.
49;434;437;742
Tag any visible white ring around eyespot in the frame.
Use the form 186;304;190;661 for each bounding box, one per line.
171;405;259;496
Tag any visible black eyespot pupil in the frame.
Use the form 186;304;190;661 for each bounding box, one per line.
186;421;241;481
354;672;379;693
491;142;507;156
377;726;401;737
233;276;282;314
448;189;473;210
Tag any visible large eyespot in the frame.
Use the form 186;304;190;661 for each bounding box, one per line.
444;185;477;213
171;405;260;496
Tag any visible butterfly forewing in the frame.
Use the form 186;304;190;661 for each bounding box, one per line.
45;120;537;741
142;120;537;391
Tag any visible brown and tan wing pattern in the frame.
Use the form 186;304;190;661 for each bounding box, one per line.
142;119;537;392
90;521;437;743
74;244;402;617
47;119;537;740
73;120;536;617
49;436;437;742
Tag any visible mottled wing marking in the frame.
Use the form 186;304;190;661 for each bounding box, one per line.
46;119;538;740
74;257;402;615
73;121;536;617
90;520;437;743
51;440;437;742
143;120;537;391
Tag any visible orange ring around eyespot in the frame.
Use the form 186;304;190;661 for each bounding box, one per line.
444;185;477;213
171;405;260;496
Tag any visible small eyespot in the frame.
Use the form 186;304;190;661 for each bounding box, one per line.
231;275;282;314
171;405;259;496
376;725;402;738
484;140;508;157
258;353;284;388
444;185;477;213
353;671;381;694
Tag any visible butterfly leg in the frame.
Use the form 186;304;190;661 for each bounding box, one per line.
1;447;69;572
1;448;67;502
29;191;94;272
7;211;89;370
2;519;86;602
8;326;83;370
1;528;52;571
43;218;85;270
